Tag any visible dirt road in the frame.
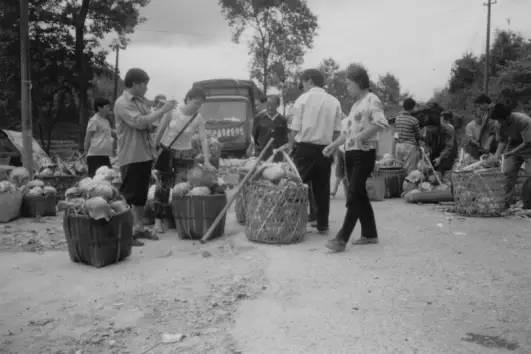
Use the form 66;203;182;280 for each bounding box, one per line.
1;196;531;353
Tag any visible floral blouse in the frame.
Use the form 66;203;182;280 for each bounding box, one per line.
343;92;389;151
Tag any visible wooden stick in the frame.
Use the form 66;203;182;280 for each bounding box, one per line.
420;147;443;185
200;138;275;243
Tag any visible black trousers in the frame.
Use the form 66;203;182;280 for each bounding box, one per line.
87;155;111;177
337;149;378;242
292;142;332;230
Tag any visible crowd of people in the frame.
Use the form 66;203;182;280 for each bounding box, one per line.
82;64;531;252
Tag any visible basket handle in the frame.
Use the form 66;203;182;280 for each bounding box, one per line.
281;150;302;183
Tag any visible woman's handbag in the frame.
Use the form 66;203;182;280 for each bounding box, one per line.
153;111;199;173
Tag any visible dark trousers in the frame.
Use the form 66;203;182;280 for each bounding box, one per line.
292;142;332;230
87;155;111;177
337;149;378;242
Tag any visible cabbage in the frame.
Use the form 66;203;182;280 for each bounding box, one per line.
188;186;211;196
88;181;115;201
95;166;117;181
43;186;57;196
0;180;16;193
85;197;112;221
65;187;82;200
172;182;191;198
187;166;216;187
262;165;285;181
9;167;30;187
109;200;129;215
27;186;44;196
26;179;45;189
78;177;94;194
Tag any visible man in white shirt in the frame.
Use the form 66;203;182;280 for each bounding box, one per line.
289;69;343;233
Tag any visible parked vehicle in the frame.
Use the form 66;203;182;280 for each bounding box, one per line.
192;79;265;158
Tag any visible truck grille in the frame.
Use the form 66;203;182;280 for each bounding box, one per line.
208;127;245;138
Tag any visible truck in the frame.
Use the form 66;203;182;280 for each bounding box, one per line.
192;79;265;158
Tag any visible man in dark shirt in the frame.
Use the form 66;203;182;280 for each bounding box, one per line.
434;111;458;175
490;102;531;205
252;95;288;161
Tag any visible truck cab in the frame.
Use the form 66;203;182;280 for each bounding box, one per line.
192;79;264;158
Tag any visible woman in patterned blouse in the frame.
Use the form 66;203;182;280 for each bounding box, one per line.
322;64;389;252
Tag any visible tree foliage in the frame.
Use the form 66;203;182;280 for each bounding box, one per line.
219;0;318;94
0;0;148;147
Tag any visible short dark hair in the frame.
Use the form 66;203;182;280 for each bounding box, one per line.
94;97;111;111
124;68;149;88
403;98;416;111
185;87;206;103
267;95;281;106
441;110;453;122
346;63;370;90
490;102;512;121
300;69;325;88
473;94;491;105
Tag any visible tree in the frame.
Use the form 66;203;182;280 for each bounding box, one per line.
448;53;482;94
376;73;401;107
0;0;149;148
219;0;318;94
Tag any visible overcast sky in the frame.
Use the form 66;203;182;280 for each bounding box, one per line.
106;0;531;103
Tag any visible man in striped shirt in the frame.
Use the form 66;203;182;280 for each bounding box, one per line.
394;98;420;173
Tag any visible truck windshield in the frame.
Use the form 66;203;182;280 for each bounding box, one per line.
200;101;247;122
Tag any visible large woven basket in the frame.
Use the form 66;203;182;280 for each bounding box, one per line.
373;167;407;198
171;194;227;240
21;194;57;217
451;168;507;217
245;151;308;244
0;191;23;223
63;209;133;268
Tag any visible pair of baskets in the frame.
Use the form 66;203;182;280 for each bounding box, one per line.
244;151;308;244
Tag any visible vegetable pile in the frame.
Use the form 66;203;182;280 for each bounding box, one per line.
35;156;87;178
402;160;450;199
58;166;128;221
23;179;57;198
249;161;301;188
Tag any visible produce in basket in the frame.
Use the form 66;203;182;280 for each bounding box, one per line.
0;180;17;193
26;179;45;189
419;182;433;192
188;186;211;196
8;167;30;188
88;181;116;201
65;187;83;199
85;197;113;221
187;165;217;188
172;182;192;198
262;164;286;181
94;166;119;182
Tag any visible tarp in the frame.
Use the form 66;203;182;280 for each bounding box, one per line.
0;129;52;170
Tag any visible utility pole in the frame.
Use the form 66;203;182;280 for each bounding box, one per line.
483;0;496;95
20;0;33;176
112;40;120;102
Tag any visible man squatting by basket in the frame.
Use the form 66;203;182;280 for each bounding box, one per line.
288;69;343;234
114;68;177;246
489;99;531;207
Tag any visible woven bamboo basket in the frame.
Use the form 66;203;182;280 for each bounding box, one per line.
63;209;133;268
234;170;248;225
245;151;308;244
21;194;57;217
0;191;23;223
373;167;407;198
451;168;507;217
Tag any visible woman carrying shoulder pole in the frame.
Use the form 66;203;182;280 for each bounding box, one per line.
322;64;389;253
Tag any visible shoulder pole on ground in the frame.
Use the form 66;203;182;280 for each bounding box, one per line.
200;138;275;244
20;0;33;177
